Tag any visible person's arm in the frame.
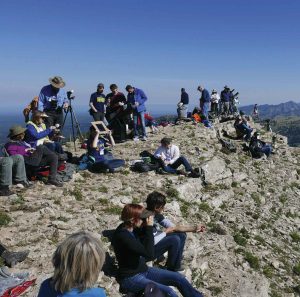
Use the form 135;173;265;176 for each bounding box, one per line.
137;89;147;105
92;131;100;148
154;146;164;159
173;224;205;233
26;124;53;140
168;145;180;164
38;90;45;111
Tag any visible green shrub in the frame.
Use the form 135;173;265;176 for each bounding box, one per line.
198;202;211;213
251;192;261;206
293;262;300;275
233;233;247;246
290;232;300;243
263;265;274;278
0;212;11;226
244;251;260;270
98;186;108;193
166;187;179;199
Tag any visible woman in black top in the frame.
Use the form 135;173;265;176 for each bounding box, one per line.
112;204;204;297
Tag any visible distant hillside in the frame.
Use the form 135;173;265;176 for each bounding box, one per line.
240;101;300;119
271;116;300;147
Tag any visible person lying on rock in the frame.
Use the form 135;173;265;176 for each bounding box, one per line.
5;125;63;187
87;125;125;173
37;231;107;297
146;191;205;272
249;131;273;158
111;203;204;297
154;137;200;177
0;242;29;267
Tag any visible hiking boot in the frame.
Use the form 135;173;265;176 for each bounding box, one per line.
46;179;63;187
0;186;14;196
133;136;139;142
1;249;29;267
176;169;186;176
15;181;34;189
187;170;201;178
141;136;147;141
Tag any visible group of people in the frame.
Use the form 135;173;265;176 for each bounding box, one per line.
177;85;240;121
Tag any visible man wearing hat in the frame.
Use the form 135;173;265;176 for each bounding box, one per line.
220;85;231;116
89;83;107;122
38;76;69;127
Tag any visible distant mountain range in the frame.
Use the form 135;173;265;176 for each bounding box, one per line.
240;101;300;119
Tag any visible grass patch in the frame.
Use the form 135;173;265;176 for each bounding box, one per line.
208;286;223;295
208;223;227;235
0;212;11;226
254;235;266;245
105;205;122;215
251;192;261;206
198;202;211;213
279;194;288;204
98;186;108;193
233;227;249;246
293;262;300;275
263;265;274;278
244;251;260;270
69;186;83;201
166;187;180;199
290;231;300;243
98;198;109;206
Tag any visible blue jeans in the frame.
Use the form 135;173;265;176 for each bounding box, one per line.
154;233;187;270
133;110;147;137
121;267;203;297
202;102;210;119
162;156;193;174
261;145;272;157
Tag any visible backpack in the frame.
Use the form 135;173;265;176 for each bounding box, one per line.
55;163;76;182
131;162;152;173
143;283;166;297
219;139;237;154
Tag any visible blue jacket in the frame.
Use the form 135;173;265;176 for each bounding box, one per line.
25;121;53;148
38;84;68;111
38;278;107;297
127;88;147;113
221;90;231;102
200;89;210;103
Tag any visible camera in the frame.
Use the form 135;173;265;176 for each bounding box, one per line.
67;90;75;100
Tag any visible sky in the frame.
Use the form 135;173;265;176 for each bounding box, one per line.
0;0;299;114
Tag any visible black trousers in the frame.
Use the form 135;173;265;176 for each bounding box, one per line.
24;145;58;180
44;110;63;128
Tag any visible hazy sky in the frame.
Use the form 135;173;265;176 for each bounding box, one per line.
0;0;299;113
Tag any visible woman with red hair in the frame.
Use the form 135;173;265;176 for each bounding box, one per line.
112;204;204;297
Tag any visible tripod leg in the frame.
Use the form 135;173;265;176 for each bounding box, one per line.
71;109;84;141
62;109;69;131
69;108;77;152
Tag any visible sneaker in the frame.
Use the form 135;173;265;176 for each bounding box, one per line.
133;136;139;142
1;250;29;267
176;169;186;176
141;136;147;141
15;181;34;189
174;266;185;273
46;179;63;187
0;186;14;196
187;170;201;178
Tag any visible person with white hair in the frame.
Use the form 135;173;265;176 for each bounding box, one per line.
197;85;210;119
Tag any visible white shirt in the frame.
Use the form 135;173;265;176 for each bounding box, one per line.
154;144;180;165
211;93;220;103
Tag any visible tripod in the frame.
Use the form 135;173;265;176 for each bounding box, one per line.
62;99;84;151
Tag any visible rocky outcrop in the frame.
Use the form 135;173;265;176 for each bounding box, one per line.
0;119;300;297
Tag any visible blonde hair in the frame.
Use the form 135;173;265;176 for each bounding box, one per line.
52;231;105;293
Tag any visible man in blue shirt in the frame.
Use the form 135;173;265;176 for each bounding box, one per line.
126;85;148;141
197;85;211;119
38;76;69;127
89;83;107;122
220;85;231;116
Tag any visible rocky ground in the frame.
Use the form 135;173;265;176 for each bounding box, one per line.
0;118;300;297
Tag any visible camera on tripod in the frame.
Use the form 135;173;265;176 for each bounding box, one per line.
67;90;75;100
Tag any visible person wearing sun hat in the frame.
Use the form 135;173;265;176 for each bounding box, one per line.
38;76;69;128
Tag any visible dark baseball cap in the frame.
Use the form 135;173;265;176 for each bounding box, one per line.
97;83;104;88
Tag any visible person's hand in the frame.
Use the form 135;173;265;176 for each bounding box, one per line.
63;102;69;109
164;160;170;166
145;215;153;226
195;224;206;233
135;102;139;106
50;126;56;130
165;227;175;234
118;102;124;106
25;147;35;153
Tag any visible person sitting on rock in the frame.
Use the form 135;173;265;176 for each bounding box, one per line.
87;125;125;173
25;111;65;156
234;116;253;141
0;146;32;196
37;231;107;297
5;125;62;187
146;191;205;272
111;203;204;297
154;137;200;177
249;131;273;158
0;242;29;267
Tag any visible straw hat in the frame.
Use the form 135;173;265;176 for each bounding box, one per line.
49;76;65;88
7;125;27;138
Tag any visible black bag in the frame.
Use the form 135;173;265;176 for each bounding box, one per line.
131;162;152;172
143;283;166;297
219;139;237;154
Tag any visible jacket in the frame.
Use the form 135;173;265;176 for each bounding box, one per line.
200;89;211;103
25;121;53;148
127;88;147;113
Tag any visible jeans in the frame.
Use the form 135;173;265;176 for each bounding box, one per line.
202;102;210;119
133;110;146;138
222;102;229;115
261;145;272;157
154;233;187;270
121;267;203;297
0;155;27;187
162;156;193;174
90;159;125;173
44;142;64;154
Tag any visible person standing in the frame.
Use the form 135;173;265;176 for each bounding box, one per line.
177;88;189;119
210;89;220;116
220;85;231;116
197;85;210;119
38;76;69;128
89;83;107;122
126;85;148;141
